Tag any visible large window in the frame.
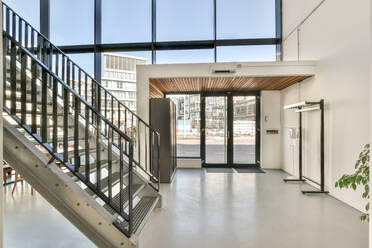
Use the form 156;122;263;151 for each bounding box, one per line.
67;53;95;76
102;0;152;43
217;0;276;39
50;0;94;45
156;0;214;41
217;45;276;62
156;49;214;64
167;94;201;158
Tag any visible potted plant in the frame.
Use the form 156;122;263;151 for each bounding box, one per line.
335;144;370;221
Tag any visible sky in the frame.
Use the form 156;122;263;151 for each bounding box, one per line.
4;0;277;74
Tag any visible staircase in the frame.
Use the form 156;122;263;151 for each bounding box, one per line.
2;3;161;247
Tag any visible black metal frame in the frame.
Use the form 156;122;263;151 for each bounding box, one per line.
35;0;282;82
201;91;260;168
283;100;328;195
2;3;162;236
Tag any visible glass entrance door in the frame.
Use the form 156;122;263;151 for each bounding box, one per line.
202;93;259;168
232;96;257;165
204;96;228;165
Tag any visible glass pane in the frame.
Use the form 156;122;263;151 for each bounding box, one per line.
67;53;95;76
102;52;150;112
217;45;276;62
4;0;40;30
205;96;227;164
156;49;214;64
233;96;256;164
217;0;276;39
51;0;94;45
102;0;151;43
167;95;200;157
157;0;214;41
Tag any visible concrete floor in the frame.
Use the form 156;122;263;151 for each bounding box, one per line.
4;169;368;248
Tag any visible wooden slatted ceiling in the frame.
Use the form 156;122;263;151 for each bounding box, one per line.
149;75;312;98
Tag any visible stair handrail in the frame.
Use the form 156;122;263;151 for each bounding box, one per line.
3;31;137;235
2;2;160;191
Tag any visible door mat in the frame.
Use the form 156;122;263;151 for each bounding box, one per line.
234;168;265;174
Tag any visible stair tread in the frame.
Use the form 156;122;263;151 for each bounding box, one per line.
116;196;158;234
103;184;143;215
85;171;124;196
65;159;118;178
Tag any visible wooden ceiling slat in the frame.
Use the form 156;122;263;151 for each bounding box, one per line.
149;75;312;98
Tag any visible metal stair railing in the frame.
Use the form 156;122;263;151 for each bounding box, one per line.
3;30;138;236
2;2;160;191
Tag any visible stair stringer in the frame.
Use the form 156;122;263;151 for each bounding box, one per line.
3;119;139;248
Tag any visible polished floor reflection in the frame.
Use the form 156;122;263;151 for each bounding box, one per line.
4;169;368;248
4;182;94;248
139;169;368;248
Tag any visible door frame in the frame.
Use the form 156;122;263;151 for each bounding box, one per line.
201;91;261;168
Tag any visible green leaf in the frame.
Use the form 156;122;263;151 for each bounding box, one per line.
352;183;357;190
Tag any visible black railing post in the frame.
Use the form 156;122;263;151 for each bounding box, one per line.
96;85;102;190
31;61;37;133
52;77;58;153
85;107;91;182
119;136;124;214
20;51;27;123
128;141;134;235
41;67;48;142
9;41;16;114
74;95;80;172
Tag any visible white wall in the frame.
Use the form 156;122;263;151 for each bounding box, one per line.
261;91;281;169
282;0;370;211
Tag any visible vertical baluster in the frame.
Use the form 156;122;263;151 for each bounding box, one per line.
72;63;75;90
55;53;59;80
119;136;124;214
5;8;10;34
30;28;34;56
128;142;134;234
20;51;27;123
66;59;70;86
36;34;41;60
85;107;90;182
31;61;37;133
18;18;22;58
108;125;113;202
41;68;48;142
137;120;141;166
118;104;121;132
61;55;65;81
74;95;80;172
49;46;54;75
11;11;15;40
85;74;88;103
78;69;82;95
24;24;29;51
52;77;58;153
10;41;16;115
63;86;69;162
104;91;107;135
111;96;114;144
96;86;102;190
